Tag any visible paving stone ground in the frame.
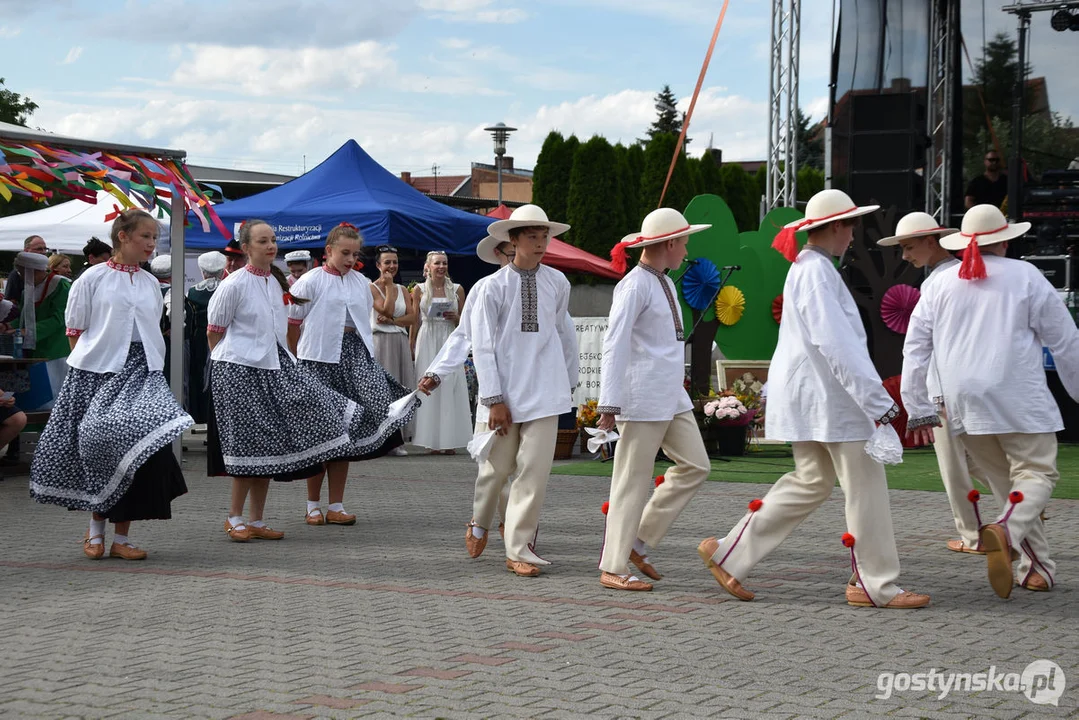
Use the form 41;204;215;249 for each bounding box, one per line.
0;433;1076;719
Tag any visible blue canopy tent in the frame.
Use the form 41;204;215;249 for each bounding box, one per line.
185;140;491;253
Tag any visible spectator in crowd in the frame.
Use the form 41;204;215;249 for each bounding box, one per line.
14;251;71;362
222;239;245;276
964;151;1008;210
186;251;227;424
284;249;312;286
48;254;73;278
82;238;112;270
0;391;27;481
5;235;49;313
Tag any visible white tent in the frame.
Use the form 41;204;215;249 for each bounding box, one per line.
0;191;169;254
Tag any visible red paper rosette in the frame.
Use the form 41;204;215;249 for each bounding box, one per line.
771;294;783;324
880;284;921;334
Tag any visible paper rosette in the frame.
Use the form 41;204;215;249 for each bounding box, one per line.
681;258;721;311
880;284;921;334
714;285;746;326
771;294;783;324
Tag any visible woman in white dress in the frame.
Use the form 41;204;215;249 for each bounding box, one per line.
370;246;417;455
411;251;472;454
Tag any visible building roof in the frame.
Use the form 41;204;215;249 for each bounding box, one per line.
407;174;469;196
187;164;297;186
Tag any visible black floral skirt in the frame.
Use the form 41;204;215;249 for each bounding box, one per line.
298;332;419;461
29;343;193;520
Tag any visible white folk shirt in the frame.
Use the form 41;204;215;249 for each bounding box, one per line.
922;257;959;405
208;265;293;370
65;259;166;373
901;255;1079;435
597;264;692;422
423;275;490;382
472;263;578;425
766;246;898;442
287;266;375;362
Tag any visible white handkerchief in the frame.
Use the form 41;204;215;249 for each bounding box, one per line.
467;429;499;464
387;391;419;423
584;427;620;454
865;423;903;466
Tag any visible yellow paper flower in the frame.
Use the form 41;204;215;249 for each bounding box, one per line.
715;285;746;326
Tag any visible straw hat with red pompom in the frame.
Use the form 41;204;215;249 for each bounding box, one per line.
609;208;711;274
940;204;1031;281
771;189;878;263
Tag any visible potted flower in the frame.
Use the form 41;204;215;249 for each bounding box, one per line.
701;393;756;456
577;399;599;454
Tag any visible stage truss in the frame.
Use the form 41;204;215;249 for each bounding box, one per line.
766;0;800;212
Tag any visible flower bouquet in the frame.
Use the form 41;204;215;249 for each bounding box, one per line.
702;394;755;427
577;399;599;453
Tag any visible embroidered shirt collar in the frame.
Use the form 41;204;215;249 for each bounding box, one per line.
638;262;668;279
245;264;272;277
107;258;140;274
323;265;345;277
508;262;539;277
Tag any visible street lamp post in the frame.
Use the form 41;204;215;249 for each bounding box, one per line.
484;122;517;204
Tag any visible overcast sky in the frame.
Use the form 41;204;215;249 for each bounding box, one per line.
3;0;1075;178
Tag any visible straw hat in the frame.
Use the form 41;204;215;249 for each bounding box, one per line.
938;204;1031;280
877;212;958;247
487;204;570;243
772;189;878;262
476;236;507;266
610;208;711;273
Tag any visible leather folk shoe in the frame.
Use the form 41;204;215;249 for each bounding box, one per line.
979;523;1015;599
248;524;285;540
109;542;147;561
600;571;652;591
224;519;251;542
697;537;754;601
505;559;540;577
630;549;662;580
325;510;357;526
305;509;326;526
846;584;930;608
83;531;105;560
465;521;488;559
1020;571;1050;592
946;538;985;555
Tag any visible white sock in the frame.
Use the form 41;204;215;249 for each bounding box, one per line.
228;515;246;528
249;520;267;528
328;502;344;513
472;526;486;539
113;534;129;547
306;501;321;514
633;538;647;555
88;518;106;544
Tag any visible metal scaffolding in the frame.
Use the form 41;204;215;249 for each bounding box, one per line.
765;0;800;212
925;0;957;222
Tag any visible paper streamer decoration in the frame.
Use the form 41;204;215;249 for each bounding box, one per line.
714;285;745;326
681;258;722;311
880;284;921;334
0;136;228;238
772;294;783;324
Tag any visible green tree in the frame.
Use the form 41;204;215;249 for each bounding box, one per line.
973;33;1023;124
532;131;578;232
623;142;645;226
644;84;689;145
796;166;825;202
566;135;626;257
698;150;724;197
639;133;694;216
720;163;760;231
0;77;38;126
964;113;1079;186
795;107;824;170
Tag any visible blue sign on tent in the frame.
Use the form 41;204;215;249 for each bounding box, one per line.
185;140;491;255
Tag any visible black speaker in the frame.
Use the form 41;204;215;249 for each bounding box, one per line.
848;92;926;212
849;170;923;211
851;132;924;173
851;93;924;133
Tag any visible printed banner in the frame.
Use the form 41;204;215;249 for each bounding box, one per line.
574;316;608;406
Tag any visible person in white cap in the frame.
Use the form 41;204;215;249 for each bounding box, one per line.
901;204;1079;597
878;213;1003;556
468;204;578;577
698;189;930;609
284;249;312;286
187;251;228;424
418;235;515;541
594;208;712;592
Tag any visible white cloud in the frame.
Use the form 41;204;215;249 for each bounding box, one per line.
419;0;491;10
0;25;20;38
61;46;83;64
419;0;528;23
439;37;472;49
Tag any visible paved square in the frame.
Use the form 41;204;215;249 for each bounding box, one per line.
1;437;1075;718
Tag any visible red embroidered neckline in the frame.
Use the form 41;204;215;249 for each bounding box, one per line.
323;265;346;277
245;264;271;277
107;258;140;273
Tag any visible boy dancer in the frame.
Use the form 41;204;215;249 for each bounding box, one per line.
878;212;998;555
468;205;578;577
596;208;713;591
902;204;1079;597
699;189;929;609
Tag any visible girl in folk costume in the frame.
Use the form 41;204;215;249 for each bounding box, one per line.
698;190;930;609
902;204;1079;597
29;209;194;560
207;219;392;543
370;245;417;456
596;209;713;592
411;251;472;454
286;223;420;526
877;213;1004;557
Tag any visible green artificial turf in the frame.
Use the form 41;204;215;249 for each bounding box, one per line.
550;443;1079;499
